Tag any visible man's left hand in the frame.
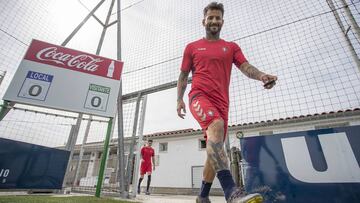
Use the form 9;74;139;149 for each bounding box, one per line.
261;74;277;89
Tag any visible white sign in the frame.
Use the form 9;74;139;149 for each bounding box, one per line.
3;39;123;117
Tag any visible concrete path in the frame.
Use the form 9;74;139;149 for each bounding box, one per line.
0;191;227;203
134;194;226;203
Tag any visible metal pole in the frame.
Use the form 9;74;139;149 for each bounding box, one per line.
95;117;114;197
339;0;360;40
65;125;78;151
61;0;106;46
62;123;80;188
96;0;116;53
230;147;240;187
72;117;92;187
60;0;107;190
117;82;127;198
327;0;360;71
116;0;127;198
225;132;231;162
131;95;147;198
0;71;6;87
102;114;117;184
72;0;115;189
92;0;116;196
0;101;14;122
125;93;142;192
0;71;11;122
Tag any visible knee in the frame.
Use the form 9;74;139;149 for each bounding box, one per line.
207;119;224;138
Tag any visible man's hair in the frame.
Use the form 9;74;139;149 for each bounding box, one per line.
203;2;224;17
148;139;153;143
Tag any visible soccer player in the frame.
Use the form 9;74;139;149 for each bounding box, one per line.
137;140;155;195
176;2;277;203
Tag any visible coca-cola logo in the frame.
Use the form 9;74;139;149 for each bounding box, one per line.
35;47;103;72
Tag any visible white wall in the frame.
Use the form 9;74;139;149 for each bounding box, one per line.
148;133;251;188
150;135;207;188
350;120;360;126
144;116;360;188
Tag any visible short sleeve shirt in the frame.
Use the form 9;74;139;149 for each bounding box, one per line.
181;38;247;108
141;146;154;165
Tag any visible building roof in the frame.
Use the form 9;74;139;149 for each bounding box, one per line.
144;108;360;138
70;108;360;148
144;128;202;138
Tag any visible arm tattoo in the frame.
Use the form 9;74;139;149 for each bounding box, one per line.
177;71;189;101
207;140;229;172
239;62;265;80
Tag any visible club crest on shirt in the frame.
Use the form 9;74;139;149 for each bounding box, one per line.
222;47;228;52
208;110;214;116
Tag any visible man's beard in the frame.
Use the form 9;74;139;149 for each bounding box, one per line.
206;24;222;35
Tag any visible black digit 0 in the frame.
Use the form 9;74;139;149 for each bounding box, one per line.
29;85;42;96
91;96;101;107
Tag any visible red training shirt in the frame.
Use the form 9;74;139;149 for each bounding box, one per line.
141;146;154;165
181;38;247;108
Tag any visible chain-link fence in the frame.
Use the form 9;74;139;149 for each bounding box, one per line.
0;0;359;197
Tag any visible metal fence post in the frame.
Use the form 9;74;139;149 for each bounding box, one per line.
131;95;147;197
95;117;114;197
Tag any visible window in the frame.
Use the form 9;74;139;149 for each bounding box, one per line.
199;139;207;150
109;148;117;156
159;143;168;152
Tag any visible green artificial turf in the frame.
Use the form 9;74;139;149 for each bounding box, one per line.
0;195;137;203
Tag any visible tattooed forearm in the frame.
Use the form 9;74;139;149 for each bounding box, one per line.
239;62;265;81
177;71;189;101
206;140;229;172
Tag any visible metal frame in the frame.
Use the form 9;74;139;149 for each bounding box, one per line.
51;0;126;198
125;93;141;193
327;0;360;70
1;0;359;199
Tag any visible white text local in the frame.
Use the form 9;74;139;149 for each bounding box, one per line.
35;47;103;72
30;72;51;82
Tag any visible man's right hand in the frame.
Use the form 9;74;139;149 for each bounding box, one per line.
177;100;186;119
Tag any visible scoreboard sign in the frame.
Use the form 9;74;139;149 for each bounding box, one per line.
3;39;123;117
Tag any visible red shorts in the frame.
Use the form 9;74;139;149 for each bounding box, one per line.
189;93;228;141
140;162;152;175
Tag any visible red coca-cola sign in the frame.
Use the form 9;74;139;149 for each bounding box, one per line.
24;39;123;80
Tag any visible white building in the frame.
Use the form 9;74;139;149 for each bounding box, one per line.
68;108;360;195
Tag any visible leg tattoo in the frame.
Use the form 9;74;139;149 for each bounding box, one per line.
207;140;228;172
